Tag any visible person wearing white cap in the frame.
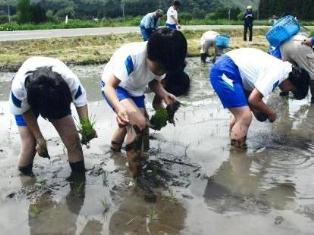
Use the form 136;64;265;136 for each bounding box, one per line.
140;9;164;41
244;5;254;41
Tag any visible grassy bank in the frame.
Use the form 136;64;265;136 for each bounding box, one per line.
0;28;269;72
0;18;142;31
3;18;314;31
1;18;314;31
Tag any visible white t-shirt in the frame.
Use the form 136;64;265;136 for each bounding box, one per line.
227;48;292;97
166;6;178;25
101;42;163;96
10;56;87;115
200;31;219;46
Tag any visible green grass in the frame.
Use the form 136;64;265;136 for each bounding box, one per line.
0;17;143;31
0;28;270;71
1;17;313;31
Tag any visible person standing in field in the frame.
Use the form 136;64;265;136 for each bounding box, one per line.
166;0;181;30
243;5;254;41
139;9;164;41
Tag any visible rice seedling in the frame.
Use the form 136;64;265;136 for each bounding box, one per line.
76;116;97;145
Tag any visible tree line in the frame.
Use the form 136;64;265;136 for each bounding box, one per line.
3;0;314;24
259;0;314;20
0;0;257;24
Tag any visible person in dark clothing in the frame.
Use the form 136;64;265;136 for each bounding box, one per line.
243;6;254;41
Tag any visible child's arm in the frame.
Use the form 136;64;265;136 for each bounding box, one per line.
248;89;276;122
149;79;176;106
22;110;50;158
104;75;129;125
76;105;89;121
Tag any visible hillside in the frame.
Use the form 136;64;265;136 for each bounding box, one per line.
0;0;260;21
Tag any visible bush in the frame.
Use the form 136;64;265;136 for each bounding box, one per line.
180;12;192;24
0;14;9;23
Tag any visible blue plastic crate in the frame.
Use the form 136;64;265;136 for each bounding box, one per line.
266;15;300;47
215;35;230;48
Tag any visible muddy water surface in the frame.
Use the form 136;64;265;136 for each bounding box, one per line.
0;58;314;235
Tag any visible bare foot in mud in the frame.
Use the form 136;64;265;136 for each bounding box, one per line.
231;136;247;149
18;163;34;176
110;140;123;152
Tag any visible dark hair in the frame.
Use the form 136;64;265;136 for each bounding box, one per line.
147;28;187;72
164;70;190;96
288;66;310;100
173;0;181;6
25;67;72;119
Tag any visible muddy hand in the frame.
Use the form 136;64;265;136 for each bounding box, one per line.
81;128;97;145
117;107;129;126
267;111;277;123
162;92;177;106
36;137;50;159
166;101;181;124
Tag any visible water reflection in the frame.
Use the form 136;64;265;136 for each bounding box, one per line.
20;175;86;235
109;193;186;235
204;148;296;214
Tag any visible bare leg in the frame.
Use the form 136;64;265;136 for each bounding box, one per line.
229;107;252;148
51;115;84;164
17;126;36;175
111;126;127;151
119;98;148;178
229;116;236;136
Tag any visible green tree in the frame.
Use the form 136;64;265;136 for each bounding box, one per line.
17;0;31;23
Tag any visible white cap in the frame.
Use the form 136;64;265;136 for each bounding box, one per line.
247;5;252;10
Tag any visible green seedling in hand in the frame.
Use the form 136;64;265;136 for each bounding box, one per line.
150;108;168;130
150;101;181;130
77;116;97;145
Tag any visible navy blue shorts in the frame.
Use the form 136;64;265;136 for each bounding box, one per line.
14;109;70;127
15;115;28;127
166;23;177;30
101;81;145;109
140;26;152;41
14;112;39;127
210;55;248;108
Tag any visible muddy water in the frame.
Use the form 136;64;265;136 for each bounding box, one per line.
0;58;314;235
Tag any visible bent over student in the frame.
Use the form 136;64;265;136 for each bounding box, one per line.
140;9;163;41
271;33;314;102
200;31;228;63
101;28;187;178
9;57;96;176
210;48;310;148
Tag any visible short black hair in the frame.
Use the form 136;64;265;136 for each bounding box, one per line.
147;28;187;72
25;67;72;119
288;66;310;100
173;0;181;6
164;70;190;96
